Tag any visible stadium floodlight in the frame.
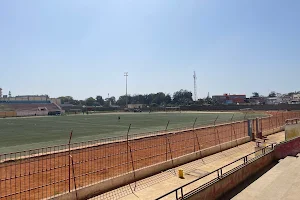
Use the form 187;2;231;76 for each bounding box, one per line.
124;72;128;108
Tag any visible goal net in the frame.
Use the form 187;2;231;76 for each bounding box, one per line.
165;106;181;113
239;108;255;114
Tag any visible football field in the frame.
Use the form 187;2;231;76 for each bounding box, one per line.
0;111;265;153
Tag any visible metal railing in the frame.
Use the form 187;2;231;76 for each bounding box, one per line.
155;144;275;200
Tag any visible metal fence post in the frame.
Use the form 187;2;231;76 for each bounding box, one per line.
68;130;73;192
70;155;78;199
230;114;235;142
260;118;263;138
193;118;198;152
126;124;132;173
256;118;260;139
165;121;170;161
213;115;219;145
248;120;254;141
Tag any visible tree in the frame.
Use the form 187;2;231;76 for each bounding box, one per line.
117;95;131;106
196;98;205;105
131;95;146;104
79;100;86;105
165;94;172;105
71;100;80;105
144;94;155;105
288;92;295;96
58;96;74;104
96;95;104;105
85;97;96;106
173;89;193;105
153;92;166;105
252;92;259;98
268;91;277;97
104;96;116;107
204;96;213;104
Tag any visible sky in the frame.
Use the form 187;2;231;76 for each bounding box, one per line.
0;0;299;100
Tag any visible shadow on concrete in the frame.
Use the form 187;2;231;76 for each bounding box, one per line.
218;161;279;200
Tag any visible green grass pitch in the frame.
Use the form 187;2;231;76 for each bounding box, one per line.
0;112;265;153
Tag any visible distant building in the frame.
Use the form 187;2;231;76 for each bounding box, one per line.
0;88;2;98
289;94;300;104
280;94;292;104
289;100;300;104
265;97;283;105
0;94;61;105
127;104;144;109
292;94;300;101
212;94;246;105
249;96;266;105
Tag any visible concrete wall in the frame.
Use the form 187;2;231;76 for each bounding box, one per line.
50;98;62;105
263;126;285;136
274;136;300;159
0;96;49;102
181;104;300;111
29;96;47;101
285;123;300;140
16;110;48;117
52;137;251;200
187;152;275;200
0;111;17;118
128;104;144;109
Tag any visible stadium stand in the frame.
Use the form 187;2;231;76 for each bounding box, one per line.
4;103;61;112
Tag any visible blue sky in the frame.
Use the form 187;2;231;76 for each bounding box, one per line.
0;0;299;100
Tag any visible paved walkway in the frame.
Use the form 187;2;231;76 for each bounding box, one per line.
232;154;300;200
91;132;285;200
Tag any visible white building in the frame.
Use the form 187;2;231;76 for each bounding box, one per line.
265;97;282;105
289;94;300;104
292;94;300;101
127;104;144;109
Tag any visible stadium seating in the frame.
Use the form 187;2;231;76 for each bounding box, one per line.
0;103;61;112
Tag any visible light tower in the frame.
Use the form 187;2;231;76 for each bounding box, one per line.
124;72;128;108
193;71;197;101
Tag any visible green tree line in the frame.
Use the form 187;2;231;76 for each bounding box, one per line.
58;89;198;107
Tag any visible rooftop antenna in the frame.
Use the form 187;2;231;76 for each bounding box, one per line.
193;71;197;101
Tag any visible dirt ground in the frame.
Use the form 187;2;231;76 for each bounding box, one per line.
0;120;247;200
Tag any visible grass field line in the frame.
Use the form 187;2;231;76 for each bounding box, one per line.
0;119;246;163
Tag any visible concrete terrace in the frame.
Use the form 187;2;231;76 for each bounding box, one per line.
90;132;285;200
231;154;300;200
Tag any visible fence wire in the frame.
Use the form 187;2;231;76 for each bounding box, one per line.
0;111;299;199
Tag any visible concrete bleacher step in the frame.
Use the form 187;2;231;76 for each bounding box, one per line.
275;156;297;171
240;156;299;197
233;154;300;200
259;156;300;199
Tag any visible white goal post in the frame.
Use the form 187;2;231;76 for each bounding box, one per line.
165;106;181;112
239;108;254;113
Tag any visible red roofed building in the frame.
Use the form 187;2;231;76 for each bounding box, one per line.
212;94;246;105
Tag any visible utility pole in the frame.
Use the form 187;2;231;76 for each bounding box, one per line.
193;71;197;101
124;72;128;108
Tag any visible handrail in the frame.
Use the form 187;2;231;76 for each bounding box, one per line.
155;144;275;200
